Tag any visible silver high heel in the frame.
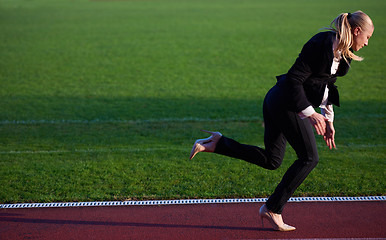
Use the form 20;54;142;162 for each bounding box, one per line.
189;130;222;159
259;204;296;231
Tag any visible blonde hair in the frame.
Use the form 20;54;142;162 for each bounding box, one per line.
329;11;373;62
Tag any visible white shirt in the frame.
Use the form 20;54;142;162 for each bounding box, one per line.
298;40;341;122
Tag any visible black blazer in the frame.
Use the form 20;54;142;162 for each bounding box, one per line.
275;31;352;113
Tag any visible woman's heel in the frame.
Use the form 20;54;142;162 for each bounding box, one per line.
189;130;222;159
260;215;264;228
259;204;295;231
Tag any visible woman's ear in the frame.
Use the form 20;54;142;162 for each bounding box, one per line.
352;27;361;36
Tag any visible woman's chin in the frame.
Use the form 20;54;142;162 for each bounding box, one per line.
352;46;360;51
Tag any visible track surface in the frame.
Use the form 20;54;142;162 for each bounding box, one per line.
1;201;385;239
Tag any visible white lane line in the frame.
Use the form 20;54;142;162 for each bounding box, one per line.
0;116;263;125
0;147;186;155
1;196;385;209
0;144;384;155
0;113;384;125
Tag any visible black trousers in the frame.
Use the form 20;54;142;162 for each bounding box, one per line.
214;86;319;214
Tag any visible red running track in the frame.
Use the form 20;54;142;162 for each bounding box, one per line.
0;201;385;239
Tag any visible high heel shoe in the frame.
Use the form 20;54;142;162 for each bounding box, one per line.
259;204;296;231
189;130;222;159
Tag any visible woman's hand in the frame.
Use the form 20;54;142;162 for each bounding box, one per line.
324;121;336;149
308;112;327;136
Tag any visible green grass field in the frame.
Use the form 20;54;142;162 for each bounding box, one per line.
0;0;385;203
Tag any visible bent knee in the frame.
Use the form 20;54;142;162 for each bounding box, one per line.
306;155;319;168
265;161;282;170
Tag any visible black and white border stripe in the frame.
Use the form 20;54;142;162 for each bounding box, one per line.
1;196;384;209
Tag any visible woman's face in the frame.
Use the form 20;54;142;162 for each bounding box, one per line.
352;26;374;51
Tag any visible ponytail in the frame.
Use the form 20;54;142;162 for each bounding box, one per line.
329;11;373;62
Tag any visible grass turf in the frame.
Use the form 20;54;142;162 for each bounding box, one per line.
0;0;385;203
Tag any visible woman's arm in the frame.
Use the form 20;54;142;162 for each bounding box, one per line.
323;121;336;149
320;104;334;122
308;112;328;136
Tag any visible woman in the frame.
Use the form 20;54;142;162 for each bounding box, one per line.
189;11;374;231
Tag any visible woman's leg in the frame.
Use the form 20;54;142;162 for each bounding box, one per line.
213;97;287;170
213;94;318;214
265;109;319;214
